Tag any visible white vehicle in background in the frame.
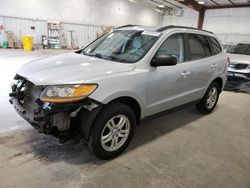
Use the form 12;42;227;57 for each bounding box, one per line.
10;25;228;159
225;42;250;91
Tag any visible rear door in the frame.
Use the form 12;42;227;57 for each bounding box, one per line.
146;32;223;116
206;36;227;84
182;33;215;98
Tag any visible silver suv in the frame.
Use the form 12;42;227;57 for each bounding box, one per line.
10;25;228;159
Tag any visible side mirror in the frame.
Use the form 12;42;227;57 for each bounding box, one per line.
150;54;178;67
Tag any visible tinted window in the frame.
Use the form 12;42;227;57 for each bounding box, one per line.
246;46;250;55
207;36;222;55
227;43;250;55
188;34;212;61
156;33;185;63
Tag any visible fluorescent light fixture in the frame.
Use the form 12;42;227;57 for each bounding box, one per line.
155;8;163;13
158;4;165;8
198;1;206;4
129;0;136;3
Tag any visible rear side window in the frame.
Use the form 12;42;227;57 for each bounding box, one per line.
207;36;222;55
188;34;212;61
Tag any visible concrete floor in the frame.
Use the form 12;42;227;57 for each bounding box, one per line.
0;49;250;188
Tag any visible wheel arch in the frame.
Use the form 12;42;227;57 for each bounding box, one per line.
212;77;223;93
78;95;142;142
107;96;141;124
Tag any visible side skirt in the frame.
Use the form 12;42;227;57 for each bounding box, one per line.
141;99;201;122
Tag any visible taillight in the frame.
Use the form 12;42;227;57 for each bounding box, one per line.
227;57;231;64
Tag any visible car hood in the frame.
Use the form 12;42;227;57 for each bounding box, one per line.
226;53;250;64
17;53;135;85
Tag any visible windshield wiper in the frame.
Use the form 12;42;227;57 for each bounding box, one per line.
83;52;115;60
82;51;134;63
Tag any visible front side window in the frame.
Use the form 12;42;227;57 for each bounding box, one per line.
156;33;185;63
188;34;212;61
77;30;160;63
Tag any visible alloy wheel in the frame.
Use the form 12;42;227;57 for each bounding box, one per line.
206;87;218;109
101;115;130;152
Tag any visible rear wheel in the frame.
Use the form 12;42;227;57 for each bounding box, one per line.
196;82;220;114
88;102;136;159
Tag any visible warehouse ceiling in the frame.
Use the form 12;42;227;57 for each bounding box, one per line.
193;0;250;7
140;0;250;10
141;0;186;9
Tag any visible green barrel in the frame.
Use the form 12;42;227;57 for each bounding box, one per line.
3;41;8;48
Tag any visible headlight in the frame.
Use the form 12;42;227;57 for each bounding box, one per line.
40;84;98;103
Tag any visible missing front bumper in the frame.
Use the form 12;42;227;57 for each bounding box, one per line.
10;97;101;136
9;75;103;137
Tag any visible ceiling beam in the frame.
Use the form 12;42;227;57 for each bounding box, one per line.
227;0;235;5
162;0;182;9
210;0;220;5
178;0;203;11
150;0;172;9
206;3;250;9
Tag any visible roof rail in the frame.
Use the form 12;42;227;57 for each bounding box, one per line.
116;24;140;29
157;25;213;34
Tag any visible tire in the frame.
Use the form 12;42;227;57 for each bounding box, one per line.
87;102;136;159
196;82;220;114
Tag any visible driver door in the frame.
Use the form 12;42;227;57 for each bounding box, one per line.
146;33;195;116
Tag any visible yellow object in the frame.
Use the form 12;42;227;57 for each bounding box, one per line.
40;85;98;103
21;36;33;51
72;85;97;96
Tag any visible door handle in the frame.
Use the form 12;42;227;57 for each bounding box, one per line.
181;71;190;78
211;63;218;68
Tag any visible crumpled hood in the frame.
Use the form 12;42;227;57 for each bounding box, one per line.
226;53;250;64
17;53;135;85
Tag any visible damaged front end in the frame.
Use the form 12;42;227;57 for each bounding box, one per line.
9;75;101;141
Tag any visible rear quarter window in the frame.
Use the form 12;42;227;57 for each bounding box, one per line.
207;36;222;55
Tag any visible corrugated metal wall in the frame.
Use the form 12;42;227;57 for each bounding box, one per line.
2;15;250;47
216;33;250;45
0;16;102;48
61;23;101;48
0;16;47;44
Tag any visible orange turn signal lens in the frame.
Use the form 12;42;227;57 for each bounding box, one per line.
40;84;97;103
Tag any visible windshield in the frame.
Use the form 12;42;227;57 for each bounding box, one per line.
77;30;160;63
227;43;250;55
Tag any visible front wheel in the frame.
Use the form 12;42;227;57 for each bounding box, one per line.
88;102;136;159
196;82;220;114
